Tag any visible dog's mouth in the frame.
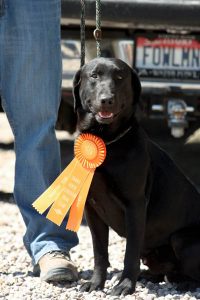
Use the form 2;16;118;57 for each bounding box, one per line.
98;111;114;119
94;111;115;124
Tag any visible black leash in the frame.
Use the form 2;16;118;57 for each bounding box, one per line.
80;0;86;67
93;0;102;58
80;0;102;67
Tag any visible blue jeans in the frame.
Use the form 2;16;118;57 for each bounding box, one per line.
0;0;78;266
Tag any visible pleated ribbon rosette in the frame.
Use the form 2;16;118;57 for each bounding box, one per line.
32;133;106;232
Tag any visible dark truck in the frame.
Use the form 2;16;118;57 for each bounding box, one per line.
59;0;200;138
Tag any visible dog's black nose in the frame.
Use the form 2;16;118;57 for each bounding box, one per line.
100;95;114;106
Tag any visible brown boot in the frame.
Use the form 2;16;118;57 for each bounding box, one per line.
38;251;78;282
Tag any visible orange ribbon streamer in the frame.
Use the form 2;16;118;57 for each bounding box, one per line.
32;133;106;232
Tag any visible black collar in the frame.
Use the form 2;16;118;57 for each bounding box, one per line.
105;125;132;145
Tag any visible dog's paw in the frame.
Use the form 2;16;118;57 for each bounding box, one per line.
80;280;103;293
111;278;135;296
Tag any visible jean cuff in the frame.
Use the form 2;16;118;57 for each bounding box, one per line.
32;242;76;266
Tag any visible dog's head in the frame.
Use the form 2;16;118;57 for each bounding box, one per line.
73;57;141;137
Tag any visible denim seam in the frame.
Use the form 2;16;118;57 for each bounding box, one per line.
0;0;5;17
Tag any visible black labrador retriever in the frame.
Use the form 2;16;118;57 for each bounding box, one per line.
73;57;200;296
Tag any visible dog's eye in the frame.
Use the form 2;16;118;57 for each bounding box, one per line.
91;73;98;79
116;75;123;80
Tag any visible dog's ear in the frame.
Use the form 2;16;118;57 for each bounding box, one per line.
131;68;141;106
72;69;82;111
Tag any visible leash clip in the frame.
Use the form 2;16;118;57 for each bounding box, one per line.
93;28;102;42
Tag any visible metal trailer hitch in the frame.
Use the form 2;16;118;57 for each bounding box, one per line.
167;99;194;138
151;99;195;138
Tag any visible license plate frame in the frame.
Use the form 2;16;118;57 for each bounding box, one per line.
134;33;200;81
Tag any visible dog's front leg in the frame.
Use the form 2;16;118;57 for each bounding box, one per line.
111;197;146;296
80;202;109;292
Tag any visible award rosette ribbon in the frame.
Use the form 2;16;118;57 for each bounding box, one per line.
32;133;106;232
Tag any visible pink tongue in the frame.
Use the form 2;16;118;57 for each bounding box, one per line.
98;112;113;118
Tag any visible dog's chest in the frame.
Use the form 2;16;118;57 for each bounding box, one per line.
87;171;126;237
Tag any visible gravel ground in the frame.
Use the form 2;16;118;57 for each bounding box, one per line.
1;113;200;299
1;200;200;300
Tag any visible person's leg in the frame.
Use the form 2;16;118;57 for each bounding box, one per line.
0;0;78;270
